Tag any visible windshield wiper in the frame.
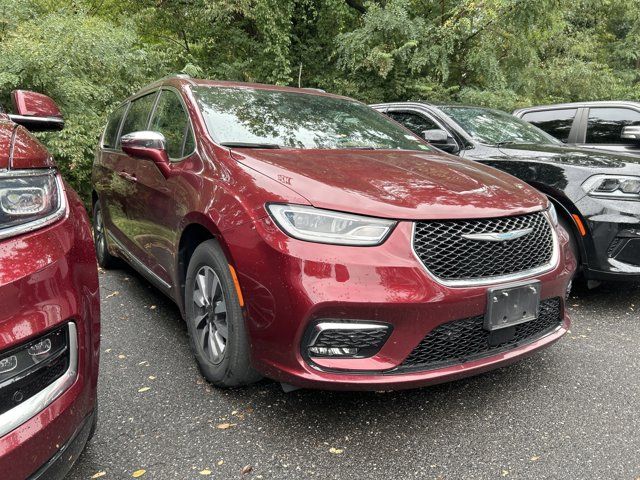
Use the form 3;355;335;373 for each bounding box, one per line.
220;142;281;149
495;140;517;147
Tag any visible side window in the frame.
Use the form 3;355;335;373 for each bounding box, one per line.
149;90;194;160
102;105;126;149
586;107;640;144
120;93;158;139
521;108;577;143
387;111;439;136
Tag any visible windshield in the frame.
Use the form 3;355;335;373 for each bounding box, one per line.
440;106;561;146
191;86;431;151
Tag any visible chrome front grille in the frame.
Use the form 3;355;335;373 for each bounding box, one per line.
413;211;554;282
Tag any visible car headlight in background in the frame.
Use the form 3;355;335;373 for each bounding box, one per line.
0;171;66;240
582;175;640;200
267;204;396;246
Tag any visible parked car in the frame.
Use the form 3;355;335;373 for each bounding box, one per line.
373;102;640;284
514;101;640;154
92;76;573;391
0;90;100;480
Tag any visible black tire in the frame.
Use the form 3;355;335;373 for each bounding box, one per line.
92;201;118;269
185;239;261;387
88;402;98;441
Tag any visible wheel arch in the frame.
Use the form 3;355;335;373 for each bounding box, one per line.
175;214;236;316
527;181;588;268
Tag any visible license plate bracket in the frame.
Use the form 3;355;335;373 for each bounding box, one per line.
485;280;541;331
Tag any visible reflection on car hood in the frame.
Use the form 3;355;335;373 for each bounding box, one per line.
499;143;640;169
232;148;547;220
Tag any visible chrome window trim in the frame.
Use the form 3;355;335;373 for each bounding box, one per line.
410;211;560;287
0;171;67;241
0;322;78;438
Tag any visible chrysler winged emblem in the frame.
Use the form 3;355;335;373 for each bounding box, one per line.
461;227;533;242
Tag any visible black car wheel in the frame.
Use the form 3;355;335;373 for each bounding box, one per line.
185;239;261;387
92;202;118;269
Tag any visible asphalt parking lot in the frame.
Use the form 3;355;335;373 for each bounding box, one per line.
70;267;640;480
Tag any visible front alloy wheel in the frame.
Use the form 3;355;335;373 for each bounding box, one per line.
192;266;228;364
184;240;261;387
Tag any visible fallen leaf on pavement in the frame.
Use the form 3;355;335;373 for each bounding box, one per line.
91;472;107;478
106;291;119;299
530;456;540;461
241;465;253;475
329;447;344;455
199;469;212;476
216;423;236;429
138;387;150;393
132;470;146;478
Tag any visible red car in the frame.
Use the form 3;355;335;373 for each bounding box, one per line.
0;91;100;479
92;75;575;391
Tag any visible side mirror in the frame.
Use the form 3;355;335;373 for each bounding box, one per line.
121;131;171;177
621;125;640;142
422;128;460;154
9;90;64;132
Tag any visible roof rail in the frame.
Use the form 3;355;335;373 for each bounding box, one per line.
155;73;195;85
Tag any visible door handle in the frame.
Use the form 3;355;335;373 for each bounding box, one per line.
117;171;137;182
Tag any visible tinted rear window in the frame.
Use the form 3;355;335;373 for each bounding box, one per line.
521;108;577;143
586;107;640;144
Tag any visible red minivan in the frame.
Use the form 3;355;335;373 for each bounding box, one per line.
92;75;575;390
0;91;100;479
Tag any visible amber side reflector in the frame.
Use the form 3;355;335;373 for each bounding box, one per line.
572;214;587;236
228;264;245;307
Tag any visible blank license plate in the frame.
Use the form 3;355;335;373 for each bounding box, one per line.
485;281;541;331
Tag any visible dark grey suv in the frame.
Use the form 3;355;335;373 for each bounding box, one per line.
513;101;640;155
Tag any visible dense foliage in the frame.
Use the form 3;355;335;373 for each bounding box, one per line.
2;0;640;201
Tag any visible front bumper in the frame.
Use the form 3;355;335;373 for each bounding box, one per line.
0;186;100;480
575;195;640;281
224;216;575;391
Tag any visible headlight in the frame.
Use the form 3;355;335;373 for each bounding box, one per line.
266;204;396;246
582;175;640;200
546;203;558;226
0;171;66;240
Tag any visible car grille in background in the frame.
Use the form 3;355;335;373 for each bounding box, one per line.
0;326;69;417
413;212;554;281
395;297;563;372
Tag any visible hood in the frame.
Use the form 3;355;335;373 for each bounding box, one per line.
0;118;54;170
231;148;547;220
499;143;640;172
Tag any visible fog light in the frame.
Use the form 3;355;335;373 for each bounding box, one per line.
308;347;359;356
305;321;391;359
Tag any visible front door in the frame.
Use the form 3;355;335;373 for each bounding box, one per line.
113;91;160;261
127;88;197;286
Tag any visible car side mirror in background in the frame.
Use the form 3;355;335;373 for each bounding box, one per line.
620;125;640;142
422;128;460;154
121;131;171;177
9;90;64;132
